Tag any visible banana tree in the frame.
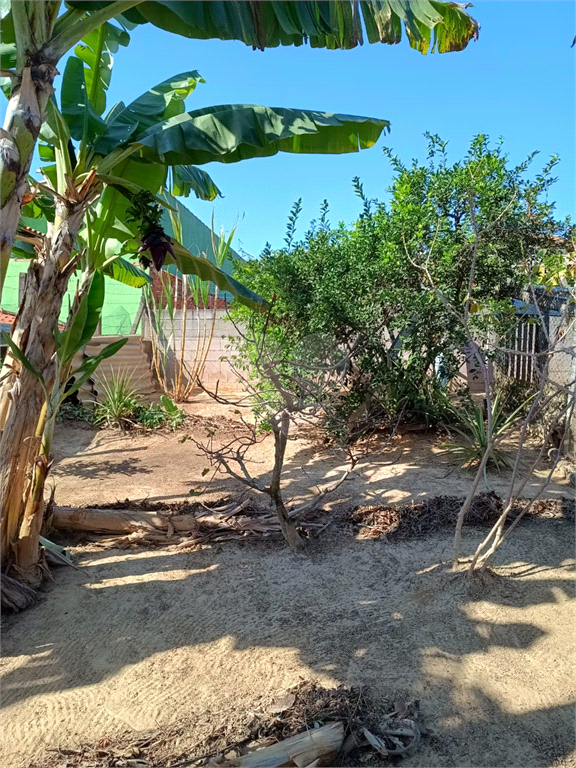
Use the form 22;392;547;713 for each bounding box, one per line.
1;273;126;574
0;0;480;294
0;61;391;582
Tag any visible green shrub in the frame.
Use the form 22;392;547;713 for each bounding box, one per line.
442;392;533;471
231;136;569;440
494;373;537;417
134;396;186;431
57;402;97;425
93;371;142;430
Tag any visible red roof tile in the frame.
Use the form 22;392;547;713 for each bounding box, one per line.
1;309;65;330
0;310;16;326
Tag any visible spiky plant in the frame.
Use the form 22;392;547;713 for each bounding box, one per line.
93;370;143;430
442;392;534;471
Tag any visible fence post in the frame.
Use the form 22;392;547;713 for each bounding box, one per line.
130;294;146;335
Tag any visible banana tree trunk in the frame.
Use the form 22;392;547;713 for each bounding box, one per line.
0;64;58;294
0;200;84;581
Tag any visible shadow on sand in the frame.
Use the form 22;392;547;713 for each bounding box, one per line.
2;514;574;767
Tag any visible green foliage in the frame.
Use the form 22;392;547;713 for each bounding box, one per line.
231;134;572;436
138;396;186;430
494;374;537;419
93;370;143;430
61;1;479;55
441;392;533;471
55;272;106;365
58;402;97;425
92;372;186;431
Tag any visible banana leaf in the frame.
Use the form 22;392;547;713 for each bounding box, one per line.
92;70;205;155
135;104;389;167
162;239;267;312
62;1;479;53
103;256;152;287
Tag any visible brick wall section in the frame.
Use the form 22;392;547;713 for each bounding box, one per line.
150;271;229;310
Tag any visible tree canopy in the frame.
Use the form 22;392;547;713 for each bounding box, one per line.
231;134;574;433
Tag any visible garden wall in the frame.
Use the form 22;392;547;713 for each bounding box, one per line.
141;309;244;390
72;335;160;405
548;315;575;388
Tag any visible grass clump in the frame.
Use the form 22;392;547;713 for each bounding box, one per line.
63;371;187;431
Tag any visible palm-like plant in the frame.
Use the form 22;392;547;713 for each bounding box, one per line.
0;0;480;292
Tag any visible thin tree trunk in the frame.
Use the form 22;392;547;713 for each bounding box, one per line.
270;411;303;547
272;493;304;548
452;439;493;567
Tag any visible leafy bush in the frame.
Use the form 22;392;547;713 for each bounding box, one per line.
57;402;97;425
135;396;186;431
92;372;186;431
494;374;537;418
231;135;569;439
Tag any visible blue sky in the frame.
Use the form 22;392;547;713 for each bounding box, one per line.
14;1;576;258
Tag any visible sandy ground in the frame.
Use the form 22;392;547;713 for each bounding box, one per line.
2;400;575;768
45;394;573;511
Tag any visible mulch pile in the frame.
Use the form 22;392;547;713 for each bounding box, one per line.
38;681;410;768
350;492;575;541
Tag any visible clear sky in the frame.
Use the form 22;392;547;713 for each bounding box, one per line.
16;1;576;258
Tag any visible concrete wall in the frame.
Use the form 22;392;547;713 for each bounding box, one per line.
548;316;575;388
142;309;243;390
141;308;576;406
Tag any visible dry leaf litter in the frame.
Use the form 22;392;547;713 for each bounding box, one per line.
36;681;426;768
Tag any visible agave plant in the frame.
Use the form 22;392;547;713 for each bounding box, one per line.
93;369;143;430
442;392;535;472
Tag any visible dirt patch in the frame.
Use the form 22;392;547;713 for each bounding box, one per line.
48;397;572;513
2;399;574;768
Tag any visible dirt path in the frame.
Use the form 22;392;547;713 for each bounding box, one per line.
2;522;574;768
